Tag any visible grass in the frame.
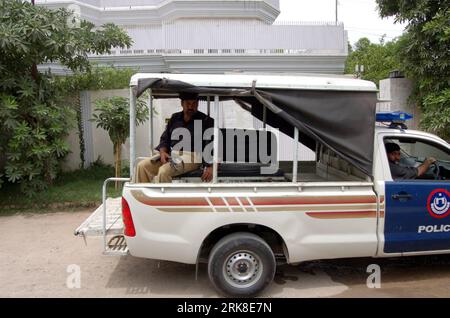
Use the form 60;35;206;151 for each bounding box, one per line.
0;164;127;214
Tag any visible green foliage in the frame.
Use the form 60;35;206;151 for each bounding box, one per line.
376;0;447;24
57;66;137;93
376;0;450;139
0;0;132;195
92;96;148;179
0;1;131;75
0;163;123;214
420;89;450;140
0;75;75;194
92;96;148;147
345;37;401;86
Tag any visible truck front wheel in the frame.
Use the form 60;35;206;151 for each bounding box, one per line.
207;232;276;297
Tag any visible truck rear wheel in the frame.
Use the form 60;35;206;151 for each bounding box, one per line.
207;232;276;297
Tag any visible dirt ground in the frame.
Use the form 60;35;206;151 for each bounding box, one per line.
1;210;450;298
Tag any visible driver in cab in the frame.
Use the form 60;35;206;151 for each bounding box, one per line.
385;142;436;180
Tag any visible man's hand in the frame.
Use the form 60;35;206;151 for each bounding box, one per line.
160;149;170;164
201;166;213;182
418;157;437;176
425;157;437;165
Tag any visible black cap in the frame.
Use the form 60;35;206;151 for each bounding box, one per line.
385;142;400;153
179;92;199;101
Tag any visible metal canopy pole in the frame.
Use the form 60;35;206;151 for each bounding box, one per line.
263;106;267;129
129;86;136;180
292;127;299;183
213;95;219;183
148;89;154;155
207;96;211;116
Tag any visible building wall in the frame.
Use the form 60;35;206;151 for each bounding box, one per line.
379;77;419;129
124;19;346;53
82;19;348;75
61;127;82;171
98;0;280;9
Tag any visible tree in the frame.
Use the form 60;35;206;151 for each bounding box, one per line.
92;96;148;187
345;37;401;86
376;0;450;140
57;66;137;169
0;0;131;194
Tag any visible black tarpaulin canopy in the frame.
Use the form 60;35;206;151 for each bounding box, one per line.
136;77;377;177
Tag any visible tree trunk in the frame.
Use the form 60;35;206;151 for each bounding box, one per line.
114;143;118;190
31;64;39;82
30;1;38;81
117;143;122;190
75;93;85;169
44;159;53;186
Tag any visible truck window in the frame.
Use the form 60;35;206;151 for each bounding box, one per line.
384;137;450;181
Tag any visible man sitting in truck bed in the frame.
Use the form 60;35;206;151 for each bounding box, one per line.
135;92;214;183
385;142;436;180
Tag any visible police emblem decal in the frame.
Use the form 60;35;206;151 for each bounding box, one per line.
427;189;450;219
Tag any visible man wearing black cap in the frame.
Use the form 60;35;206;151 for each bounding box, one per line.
385;142;436;180
135;92;214;183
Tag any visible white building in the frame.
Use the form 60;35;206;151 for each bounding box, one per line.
36;0;349;169
37;0;349;74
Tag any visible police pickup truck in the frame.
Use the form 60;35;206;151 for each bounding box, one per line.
76;73;450;297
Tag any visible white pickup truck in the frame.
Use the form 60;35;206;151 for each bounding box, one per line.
76;73;450;297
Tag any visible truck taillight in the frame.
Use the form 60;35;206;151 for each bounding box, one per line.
122;197;136;237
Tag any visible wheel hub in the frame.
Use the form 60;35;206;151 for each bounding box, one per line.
223;250;263;288
237;263;248;273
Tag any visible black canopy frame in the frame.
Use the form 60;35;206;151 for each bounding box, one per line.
134;77;377;177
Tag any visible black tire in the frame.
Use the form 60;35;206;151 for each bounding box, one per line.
208;232;276;297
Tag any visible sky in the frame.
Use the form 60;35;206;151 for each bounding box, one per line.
276;0;407;45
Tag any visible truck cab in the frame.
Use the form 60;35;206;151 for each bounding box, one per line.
373;124;450;255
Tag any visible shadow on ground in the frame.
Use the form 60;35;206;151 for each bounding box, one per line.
104;253;450;297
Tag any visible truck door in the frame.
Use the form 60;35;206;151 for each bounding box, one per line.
383;137;450;253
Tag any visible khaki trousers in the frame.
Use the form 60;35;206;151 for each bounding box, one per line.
135;151;201;183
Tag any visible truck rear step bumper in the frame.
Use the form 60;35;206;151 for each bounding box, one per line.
74;197;124;237
75;197;129;256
